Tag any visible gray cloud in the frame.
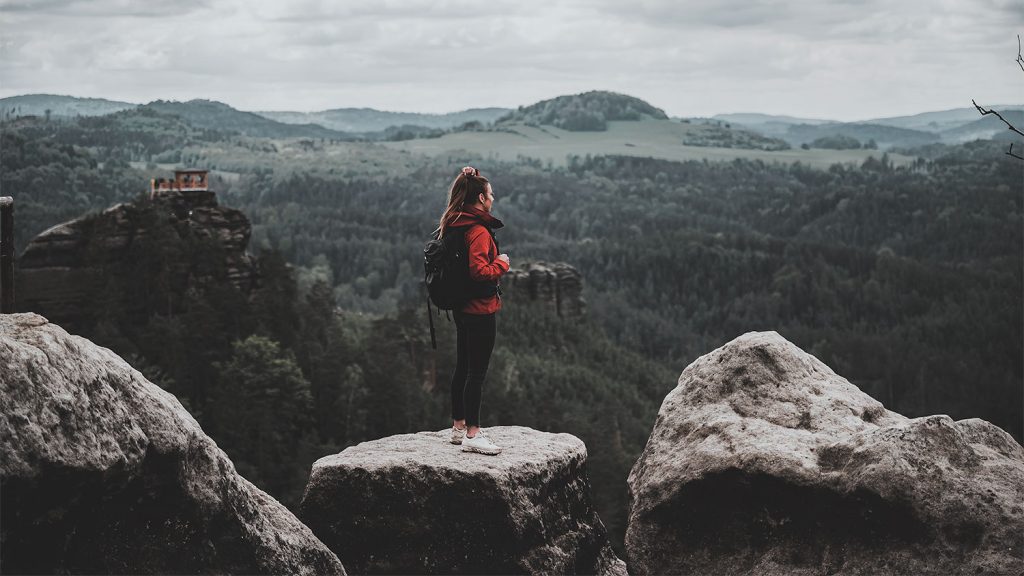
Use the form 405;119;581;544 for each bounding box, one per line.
0;0;1019;120
0;0;211;17
583;0;799;29
983;0;1024;25
258;0;532;24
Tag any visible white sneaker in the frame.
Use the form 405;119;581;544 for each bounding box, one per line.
450;426;466;445
461;431;501;455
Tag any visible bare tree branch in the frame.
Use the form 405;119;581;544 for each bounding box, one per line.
973;99;1024;138
1017;34;1024;73
972;36;1024;161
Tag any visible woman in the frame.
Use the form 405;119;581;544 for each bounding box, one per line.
438;166;510;455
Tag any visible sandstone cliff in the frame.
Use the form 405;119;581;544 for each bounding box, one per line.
0;313;344;575
300;426;624;575
626;331;1024;575
15;189;256;330
504;261;585;319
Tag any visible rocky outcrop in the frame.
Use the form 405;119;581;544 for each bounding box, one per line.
626;331;1024;575
0;313;344;575
504;261;585;318
15;189;256;330
300;426;624;575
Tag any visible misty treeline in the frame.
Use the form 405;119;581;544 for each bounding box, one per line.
2;116;1020;552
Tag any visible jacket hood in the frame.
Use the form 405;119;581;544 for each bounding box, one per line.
449;206;504;229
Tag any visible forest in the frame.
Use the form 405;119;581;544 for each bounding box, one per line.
2;111;1020;552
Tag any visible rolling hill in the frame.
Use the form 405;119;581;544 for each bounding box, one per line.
0;94;137;118
497;90;669;131
863;105;1024;132
720;105;1024;149
939;110;1024;143
141;100;355;140
372;91;903;166
4;90;1014;168
784;123;940;149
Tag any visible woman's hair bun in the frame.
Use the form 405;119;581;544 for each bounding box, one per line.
461;166;478;177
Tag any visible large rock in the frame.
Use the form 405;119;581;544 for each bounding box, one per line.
626;331;1024;576
300;426;625;575
16;188;256;331
0;313;345;575
504;261;585;319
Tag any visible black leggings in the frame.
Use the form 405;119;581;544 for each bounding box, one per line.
450;311;496;428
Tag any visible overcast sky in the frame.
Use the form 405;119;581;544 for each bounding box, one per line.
1;0;1021;121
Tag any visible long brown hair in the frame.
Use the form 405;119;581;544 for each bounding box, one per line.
438;166;490;237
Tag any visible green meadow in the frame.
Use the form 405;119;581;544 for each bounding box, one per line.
382;118;915;168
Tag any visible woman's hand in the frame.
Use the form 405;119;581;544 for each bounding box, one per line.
498;254;510;266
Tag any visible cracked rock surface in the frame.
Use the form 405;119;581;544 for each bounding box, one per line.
626;331;1024;576
0;313;344;575
16;189;256;331
504;261;586;319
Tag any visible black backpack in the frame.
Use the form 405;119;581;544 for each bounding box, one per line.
423;219;499;348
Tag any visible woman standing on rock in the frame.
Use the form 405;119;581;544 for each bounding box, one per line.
438;166;509;456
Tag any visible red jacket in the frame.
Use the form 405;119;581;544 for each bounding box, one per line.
446;207;508;314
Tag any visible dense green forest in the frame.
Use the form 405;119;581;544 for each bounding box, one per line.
217;147;1020;437
2;111;1020;553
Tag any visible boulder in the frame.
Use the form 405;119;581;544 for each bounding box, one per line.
626;331;1024;575
301;426;625;575
0;313;345;575
504;261;585;319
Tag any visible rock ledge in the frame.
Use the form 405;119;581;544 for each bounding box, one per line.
301;426;624;575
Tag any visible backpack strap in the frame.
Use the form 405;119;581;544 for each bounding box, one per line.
426;294;437;350
424;261;437;349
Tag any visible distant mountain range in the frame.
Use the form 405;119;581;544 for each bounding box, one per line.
0;94;136;118
0;94;509;137
256;107;511;133
141;100;354;140
2;93;1020;148
712;106;1024;147
862;107;1024;132
711;113;836;126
